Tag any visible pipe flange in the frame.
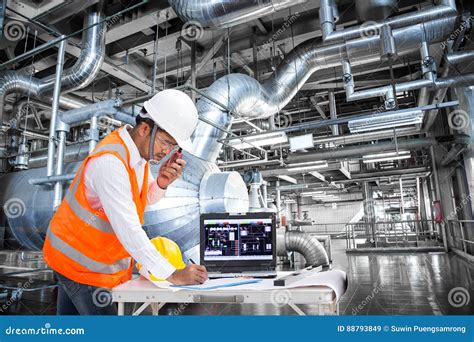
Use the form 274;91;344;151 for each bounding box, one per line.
422;56;435;68
385;98;396;110
342;73;352;83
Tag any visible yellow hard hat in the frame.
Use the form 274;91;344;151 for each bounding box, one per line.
136;236;186;281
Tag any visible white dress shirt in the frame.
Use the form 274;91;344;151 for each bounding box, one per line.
84;125;176;279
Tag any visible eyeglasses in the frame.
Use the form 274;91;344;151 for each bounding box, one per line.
155;133;178;151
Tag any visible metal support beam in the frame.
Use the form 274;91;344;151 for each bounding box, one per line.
328;90;339;136
190;40;197;102
186;30;231;83
46;37;66;177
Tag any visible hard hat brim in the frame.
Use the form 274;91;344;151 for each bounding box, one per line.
176;137;193;153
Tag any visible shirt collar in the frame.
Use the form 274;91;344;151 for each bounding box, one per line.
119;125;146;168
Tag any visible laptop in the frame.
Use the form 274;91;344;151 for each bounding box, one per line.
200;212;277;279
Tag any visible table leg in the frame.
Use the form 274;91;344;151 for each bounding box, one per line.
288;303;306;316
133;302;151;316
117;302;124;316
151;303;166;315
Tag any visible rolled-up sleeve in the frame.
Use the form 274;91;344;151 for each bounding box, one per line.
85;155;176;280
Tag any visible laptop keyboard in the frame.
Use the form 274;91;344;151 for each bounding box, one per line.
208;271;277;279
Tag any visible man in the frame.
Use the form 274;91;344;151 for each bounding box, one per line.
43;89;208;315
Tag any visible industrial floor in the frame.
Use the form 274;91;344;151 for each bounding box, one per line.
0;240;473;315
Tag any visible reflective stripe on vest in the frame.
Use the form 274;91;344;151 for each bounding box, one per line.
46;229;131;274
93;143;128;161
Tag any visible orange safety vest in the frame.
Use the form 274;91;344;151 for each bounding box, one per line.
43;129;149;289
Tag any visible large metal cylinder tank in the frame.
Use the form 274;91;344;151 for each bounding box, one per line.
143;151;248;262
0;151;249;260
0;162;80;250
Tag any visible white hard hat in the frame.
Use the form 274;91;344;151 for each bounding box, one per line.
143;89;198;152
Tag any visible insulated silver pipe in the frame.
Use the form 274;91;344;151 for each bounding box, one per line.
46;38;66;177
0;1;106;119
53;130;67;209
169;0;307;29
328;90;338;136
59;99;121;125
277;229;329;267
319;0;457;43
342;62;474;103
191;15;458;162
28;144;89;169
285;135;470;164
446;50;474;65
89;116;99;153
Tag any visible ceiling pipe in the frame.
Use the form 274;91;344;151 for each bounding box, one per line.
169;0;308;29
0;0;106;122
28;144;89;169
285;135;470;164
446;50;474;65
341;54;474;105
190;12;458;162
57;99;131;125
319;0;457;43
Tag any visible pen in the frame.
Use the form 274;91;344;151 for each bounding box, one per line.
189;258;196;265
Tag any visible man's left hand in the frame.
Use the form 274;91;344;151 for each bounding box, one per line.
157;158;186;189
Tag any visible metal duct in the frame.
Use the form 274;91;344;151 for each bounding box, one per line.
28;144;90;169
0;0;106;119
57;99;132;125
319;0;457;43
355;0;398;22
276;229;329;267
169;0;307;29
191;15;457;162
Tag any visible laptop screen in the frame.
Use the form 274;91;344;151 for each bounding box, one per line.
203;217;274;262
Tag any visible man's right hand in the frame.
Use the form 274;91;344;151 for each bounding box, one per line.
166;265;208;285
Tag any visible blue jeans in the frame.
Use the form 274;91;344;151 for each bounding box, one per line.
55;272;117;315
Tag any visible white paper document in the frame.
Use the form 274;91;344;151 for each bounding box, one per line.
140;267;347;300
